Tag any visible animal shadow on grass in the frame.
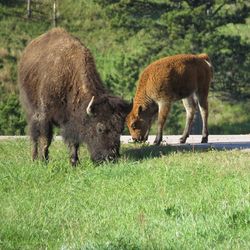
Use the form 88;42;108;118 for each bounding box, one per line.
123;144;175;161
123;141;250;161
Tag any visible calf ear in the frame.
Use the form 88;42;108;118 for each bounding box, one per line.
138;105;143;116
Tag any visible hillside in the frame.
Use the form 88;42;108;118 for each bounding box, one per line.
0;0;250;135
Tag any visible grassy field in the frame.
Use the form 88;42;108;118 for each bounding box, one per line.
0;139;249;249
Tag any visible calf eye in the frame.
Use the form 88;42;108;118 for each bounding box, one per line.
96;123;106;134
131;122;136;130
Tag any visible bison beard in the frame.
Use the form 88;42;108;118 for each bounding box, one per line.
18;28;131;165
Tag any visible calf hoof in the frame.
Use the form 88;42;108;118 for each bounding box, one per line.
153;137;162;145
201;137;208;143
179;137;187;144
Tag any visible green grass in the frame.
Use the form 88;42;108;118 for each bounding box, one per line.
0;139;250;249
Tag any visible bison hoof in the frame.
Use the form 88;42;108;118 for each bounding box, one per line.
201;137;208;143
70;158;79;166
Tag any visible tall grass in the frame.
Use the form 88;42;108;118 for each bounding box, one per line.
0;139;249;249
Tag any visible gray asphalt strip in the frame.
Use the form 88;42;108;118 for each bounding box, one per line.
1;135;249;151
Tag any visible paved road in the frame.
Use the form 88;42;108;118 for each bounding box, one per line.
121;134;250;151
1;135;250;151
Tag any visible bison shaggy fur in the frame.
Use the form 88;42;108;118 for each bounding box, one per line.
19;28;131;165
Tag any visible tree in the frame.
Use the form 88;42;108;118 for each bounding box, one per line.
27;0;31;18
92;0;250;134
53;0;58;27
94;0;250;98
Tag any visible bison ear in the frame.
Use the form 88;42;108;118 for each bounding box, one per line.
117;100;133;118
109;97;132;118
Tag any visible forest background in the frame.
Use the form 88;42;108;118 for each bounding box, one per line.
0;0;249;135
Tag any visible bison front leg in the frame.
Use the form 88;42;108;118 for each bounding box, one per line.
68;143;79;166
180;96;197;144
154;101;171;145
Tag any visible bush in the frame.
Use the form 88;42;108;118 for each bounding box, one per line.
0;87;26;135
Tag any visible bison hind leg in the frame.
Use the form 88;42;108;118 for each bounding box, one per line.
29;113;53;162
29;115;40;161
40;121;53;161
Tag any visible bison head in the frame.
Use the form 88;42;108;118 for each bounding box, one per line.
126;104;156;143
84;95;132;163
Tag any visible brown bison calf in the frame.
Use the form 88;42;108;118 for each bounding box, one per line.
126;54;213;145
19;28;131;165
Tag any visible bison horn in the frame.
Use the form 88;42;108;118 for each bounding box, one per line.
86;96;95;116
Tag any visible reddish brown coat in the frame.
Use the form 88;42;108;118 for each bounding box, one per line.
126;53;213;144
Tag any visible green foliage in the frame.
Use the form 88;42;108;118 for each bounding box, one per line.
0;140;250;248
0;85;26;135
209;94;250;134
0;0;250;135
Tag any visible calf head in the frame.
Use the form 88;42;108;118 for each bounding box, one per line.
85;95;132;163
126;105;154;143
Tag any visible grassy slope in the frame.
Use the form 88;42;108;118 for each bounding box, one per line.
0;140;249;249
0;1;250;135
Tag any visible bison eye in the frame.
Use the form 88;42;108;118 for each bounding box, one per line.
96;122;106;134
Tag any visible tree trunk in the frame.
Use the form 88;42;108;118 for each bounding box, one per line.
53;1;57;27
27;0;31;18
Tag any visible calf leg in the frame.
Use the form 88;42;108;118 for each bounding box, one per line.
180;96;197;143
197;95;209;143
154;101;171;145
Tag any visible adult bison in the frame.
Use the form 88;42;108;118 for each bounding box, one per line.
19;28;131;165
126;54;213;145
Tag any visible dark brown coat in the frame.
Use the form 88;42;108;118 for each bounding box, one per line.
126;53;213;144
19;28;131;165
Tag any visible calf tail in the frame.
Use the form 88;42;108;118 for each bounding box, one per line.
198;53;214;86
198;53;210;62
